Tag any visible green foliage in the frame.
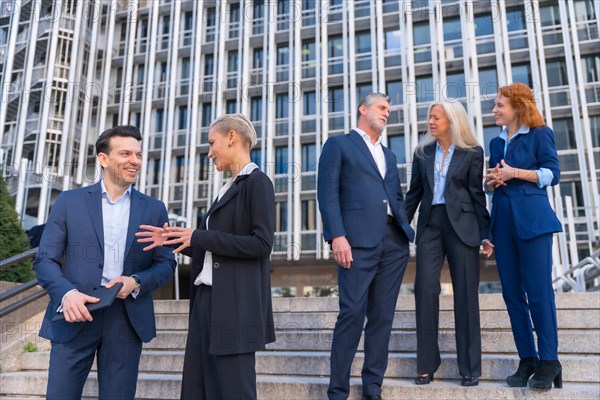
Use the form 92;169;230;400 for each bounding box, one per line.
22;341;38;353
0;176;34;282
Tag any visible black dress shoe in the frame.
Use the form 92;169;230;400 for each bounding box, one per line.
414;373;434;385
461;377;479;386
362;395;382;400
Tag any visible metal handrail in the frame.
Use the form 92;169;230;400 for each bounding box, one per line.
553;249;600;292
0;247;46;318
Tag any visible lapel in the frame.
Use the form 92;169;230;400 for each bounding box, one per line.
123;187;144;261
347;130;382;178
383;147;396;183
424;144;435;191
445;147;466;189
205;173;251;220
85;182;104;255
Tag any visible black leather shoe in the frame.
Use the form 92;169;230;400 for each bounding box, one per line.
461;377;479;386
362;395;382;400
529;360;562;390
507;357;539;387
414;373;434;385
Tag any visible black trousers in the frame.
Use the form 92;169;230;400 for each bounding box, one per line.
415;205;481;378
180;285;257;400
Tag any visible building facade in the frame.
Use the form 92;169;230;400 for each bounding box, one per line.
1;0;599;294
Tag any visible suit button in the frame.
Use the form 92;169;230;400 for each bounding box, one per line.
383;200;387;203
213;262;220;269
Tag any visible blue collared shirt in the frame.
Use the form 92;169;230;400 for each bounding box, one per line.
499;125;554;188
432;142;455;205
101;180;132;286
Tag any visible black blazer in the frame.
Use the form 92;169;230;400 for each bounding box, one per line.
183;169;276;355
405;144;490;247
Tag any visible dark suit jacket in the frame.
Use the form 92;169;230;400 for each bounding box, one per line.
184;169;276;356
405;144;490;246
317;130;414;247
34;182;176;343
488;126;562;240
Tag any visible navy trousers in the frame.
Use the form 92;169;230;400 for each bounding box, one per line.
492;195;559;360
328;223;409;400
46;299;143;400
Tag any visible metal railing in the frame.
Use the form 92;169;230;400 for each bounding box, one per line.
0;248;46;318
553;249;600;292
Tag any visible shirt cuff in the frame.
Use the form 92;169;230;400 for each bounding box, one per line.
131;275;141;299
57;289;78;312
536;168;554;188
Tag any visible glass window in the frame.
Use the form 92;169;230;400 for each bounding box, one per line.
573;0;595;22
184;11;193;31
253;48;263;69
230;2;240;23
153;159;161;184
226;100;236;114
302;143;316;172
583;55;600;83
388;135;406;164
275;146;288;174
251;96;262;121
446;72;466;99
304;91;316;115
178;106;187;130
551;118;576;150
506;7;526;31
206;8;216;27
156;108;164;132
443;17;461;41
251;149;262;166
474;13;494;36
329;35;344;58
201;103;212;127
276;94;289;118
302;200;316;230
204;54;214;75
302;40;315;61
479;68;498;96
546;59;568;86
413;23;430;46
416;76;434;102
356;31;371;53
384;29;401;50
512;64;532;86
181;58;190;80
175;156;185;182
199;153;210;180
277;44;289;65
590;116;600;147
540;4;560;26
228;51;238;72
356;84;372;103
328;87;345;113
387;81;403;105
254;0;264;18
483;125;502;154
276;202;287;232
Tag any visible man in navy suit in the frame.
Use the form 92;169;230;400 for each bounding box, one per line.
318;93;415;400
34;125;176;400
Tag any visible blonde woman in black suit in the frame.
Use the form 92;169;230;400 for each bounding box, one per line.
405;100;493;387
137;114;275;400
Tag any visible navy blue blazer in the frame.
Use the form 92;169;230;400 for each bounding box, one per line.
34;182;176;343
488;126;562;240
317;130;414;248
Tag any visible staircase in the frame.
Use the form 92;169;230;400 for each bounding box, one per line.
1;293;599;399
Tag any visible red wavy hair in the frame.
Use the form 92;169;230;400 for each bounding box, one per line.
498;82;545;128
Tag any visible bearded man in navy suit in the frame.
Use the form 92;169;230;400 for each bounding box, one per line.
34;125;176;400
318;93;415;400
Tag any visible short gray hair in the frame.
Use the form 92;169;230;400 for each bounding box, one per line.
357;92;391;121
210;113;257;149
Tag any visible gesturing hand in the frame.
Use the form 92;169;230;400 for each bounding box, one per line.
136;222;169;251
163;227;194;254
485;163;505;189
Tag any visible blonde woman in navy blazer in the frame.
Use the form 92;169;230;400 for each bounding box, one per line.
137;114;275;400
485;83;563;391
405;100;492;387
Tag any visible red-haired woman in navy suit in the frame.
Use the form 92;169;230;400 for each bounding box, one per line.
485;82;563;391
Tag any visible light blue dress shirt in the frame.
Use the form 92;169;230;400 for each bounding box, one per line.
499;125;554;188
432;142;455;205
101;180;131;286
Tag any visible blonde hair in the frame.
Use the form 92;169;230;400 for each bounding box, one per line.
415;100;480;158
210;113;258;150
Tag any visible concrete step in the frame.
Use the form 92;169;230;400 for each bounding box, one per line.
152;293;600;315
143;329;600;355
18;350;600;383
1;371;598;399
156;308;600;331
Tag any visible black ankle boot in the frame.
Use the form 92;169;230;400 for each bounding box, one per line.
506;357;539;387
529;360;562;390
